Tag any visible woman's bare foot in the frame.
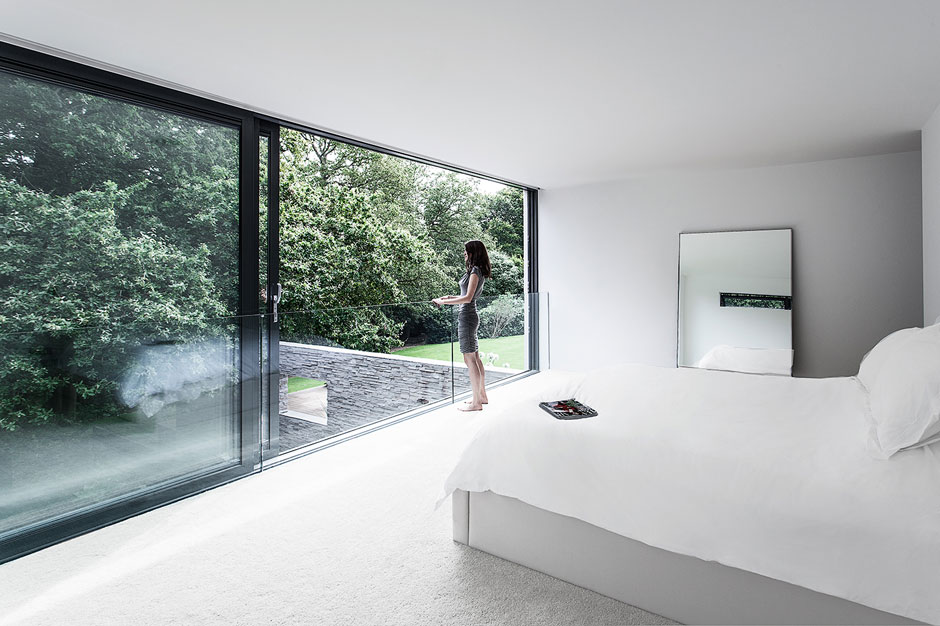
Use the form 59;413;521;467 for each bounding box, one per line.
458;403;483;412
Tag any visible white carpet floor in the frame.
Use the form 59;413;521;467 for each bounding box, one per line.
0;383;676;626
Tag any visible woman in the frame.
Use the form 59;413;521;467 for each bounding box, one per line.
433;240;491;411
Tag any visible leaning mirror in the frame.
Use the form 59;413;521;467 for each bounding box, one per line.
678;229;793;375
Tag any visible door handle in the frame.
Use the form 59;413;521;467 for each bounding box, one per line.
271;282;283;323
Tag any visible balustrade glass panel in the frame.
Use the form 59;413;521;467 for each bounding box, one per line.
449;294;528;404
270;302;453;456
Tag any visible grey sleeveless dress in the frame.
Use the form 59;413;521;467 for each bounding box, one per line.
457;266;485;354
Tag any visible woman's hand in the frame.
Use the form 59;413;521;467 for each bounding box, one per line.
432;297;443;307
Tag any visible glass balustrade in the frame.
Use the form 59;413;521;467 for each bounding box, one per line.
266;292;546;459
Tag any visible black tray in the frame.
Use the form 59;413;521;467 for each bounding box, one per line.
539;398;598;420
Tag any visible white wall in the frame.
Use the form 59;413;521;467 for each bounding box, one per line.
924;104;940;325
540;152;923;378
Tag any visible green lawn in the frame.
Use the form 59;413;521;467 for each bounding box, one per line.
395;334;525;370
288;377;325;393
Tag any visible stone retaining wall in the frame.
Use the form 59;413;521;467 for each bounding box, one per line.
279;342;518;422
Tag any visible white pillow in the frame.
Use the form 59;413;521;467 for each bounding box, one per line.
857;325;940;458
856;328;919;390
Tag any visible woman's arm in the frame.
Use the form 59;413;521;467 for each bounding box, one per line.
433;274;479;306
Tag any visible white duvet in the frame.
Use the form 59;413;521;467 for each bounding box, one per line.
444;365;940;624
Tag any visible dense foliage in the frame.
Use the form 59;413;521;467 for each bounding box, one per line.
0;179;231;430
478;294;526;339
0;72;240;430
276;129;524;351
0;71;524;431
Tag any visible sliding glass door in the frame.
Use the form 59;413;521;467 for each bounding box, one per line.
0;50;261;561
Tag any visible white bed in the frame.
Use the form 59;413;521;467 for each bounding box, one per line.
444;366;940;625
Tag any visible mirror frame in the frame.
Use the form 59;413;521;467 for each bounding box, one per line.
676;227;794;371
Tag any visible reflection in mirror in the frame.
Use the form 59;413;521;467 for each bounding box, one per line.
678;229;793;375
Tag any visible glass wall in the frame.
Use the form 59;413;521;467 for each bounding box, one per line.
0;67;252;551
0;42;540;560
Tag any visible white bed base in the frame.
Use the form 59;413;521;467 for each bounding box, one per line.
452;490;925;625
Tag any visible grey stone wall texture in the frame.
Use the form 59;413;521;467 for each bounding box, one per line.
279;342;518;421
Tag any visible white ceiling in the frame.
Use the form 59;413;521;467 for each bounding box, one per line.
3;0;940;189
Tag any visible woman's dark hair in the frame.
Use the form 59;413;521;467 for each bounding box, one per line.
465;240;492;278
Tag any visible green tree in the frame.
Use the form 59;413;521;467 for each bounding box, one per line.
485;248;524;296
418;171;482;267
479;187;524;257
0;179;227;430
0;72;241;430
279;130;423;231
0;72;240;311
278;180;450;352
0;72;528;431
479;294;525;338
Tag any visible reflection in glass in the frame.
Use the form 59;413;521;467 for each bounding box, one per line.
0;318;244;536
678;229;793;375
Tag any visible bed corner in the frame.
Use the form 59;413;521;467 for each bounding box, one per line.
452;489;469;545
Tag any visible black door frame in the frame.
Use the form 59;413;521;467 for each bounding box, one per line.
258;121;281;461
